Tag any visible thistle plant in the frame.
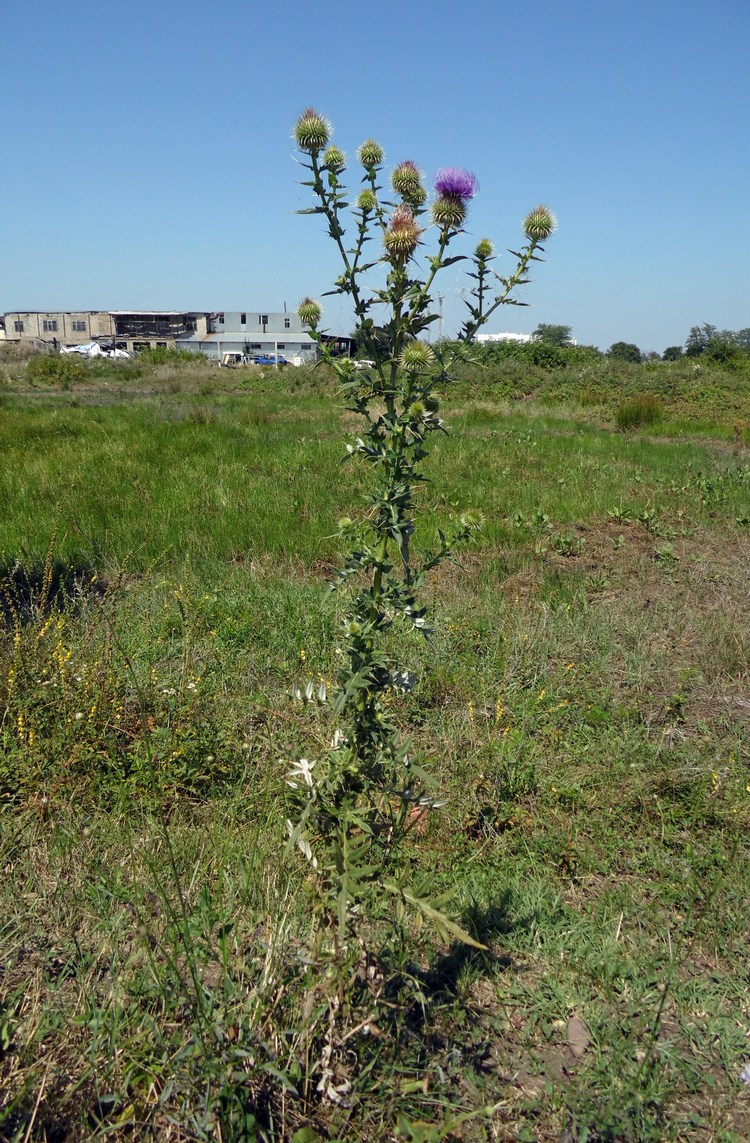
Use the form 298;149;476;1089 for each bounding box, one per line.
287;108;555;957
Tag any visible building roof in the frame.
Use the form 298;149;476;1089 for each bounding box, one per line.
176;332;316;345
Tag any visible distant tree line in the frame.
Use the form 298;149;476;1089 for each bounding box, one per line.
353;321;750;369
533;322;750;367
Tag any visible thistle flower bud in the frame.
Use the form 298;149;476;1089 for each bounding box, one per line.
432;195;466;229
400;341;435;373
323;145;346;173
391;161;427;208
298;297;322;329
431;168;478;229
383;205;420;260
357;139;384;169
474;238;494;260
523;205;556;242
293;108;332;154
356;188;378;213
460;509;484;530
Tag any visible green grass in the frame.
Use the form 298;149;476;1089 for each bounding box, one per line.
1;358;750;1140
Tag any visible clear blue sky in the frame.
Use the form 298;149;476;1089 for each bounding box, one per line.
3;0;748;352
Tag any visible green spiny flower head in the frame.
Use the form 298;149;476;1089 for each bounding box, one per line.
356;188;378;213
323;145;346;173
432;195;466;229
383;205;420;260
358;139;384;169
294;107;332;154
460;509;485;530
523;205;556;242
475;238;494;260
391;161;427;208
298;297;323;329
400;341;435;373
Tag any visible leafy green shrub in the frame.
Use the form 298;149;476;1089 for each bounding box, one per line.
25;354;84;388
616;393;663;430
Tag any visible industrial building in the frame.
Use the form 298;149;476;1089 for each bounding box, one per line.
1;309;320;362
175;311;317;364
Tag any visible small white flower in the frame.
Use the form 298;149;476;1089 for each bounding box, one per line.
74;711;84;721
287;756;316;788
741;1062;750;1085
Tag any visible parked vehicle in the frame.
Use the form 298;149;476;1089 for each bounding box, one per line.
252;354;288;366
354;359;376;370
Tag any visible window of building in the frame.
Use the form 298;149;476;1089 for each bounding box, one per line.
284;317;290;328
43;320;58;332
240;313;246;325
14;320;24;333
250;343;261;350
277;343;286;349
72;320;87;332
218;313;224;325
259;314;268;325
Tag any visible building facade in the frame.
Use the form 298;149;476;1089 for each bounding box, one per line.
4;311;116;346
474;331;534;344
110;312;206;353
1;309;320;362
175;311;316;363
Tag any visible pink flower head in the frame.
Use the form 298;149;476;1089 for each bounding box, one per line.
433;168;478;201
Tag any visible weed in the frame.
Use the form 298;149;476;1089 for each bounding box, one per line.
616;393;663;430
25;353;84;389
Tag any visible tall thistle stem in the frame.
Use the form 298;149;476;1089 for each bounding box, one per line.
287;108;555;953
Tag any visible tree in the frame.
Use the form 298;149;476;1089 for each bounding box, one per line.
531;323;573;346
685;323;749;365
607;341;642;364
685;323;718;356
662;345;683;361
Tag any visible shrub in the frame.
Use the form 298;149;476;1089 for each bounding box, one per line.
25;354;84;388
616;393;663;430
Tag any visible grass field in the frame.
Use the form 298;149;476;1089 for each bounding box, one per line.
1;354;750;1141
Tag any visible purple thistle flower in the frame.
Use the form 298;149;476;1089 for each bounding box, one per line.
433;168;478;201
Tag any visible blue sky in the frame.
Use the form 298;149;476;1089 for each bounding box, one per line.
3;0;748;352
